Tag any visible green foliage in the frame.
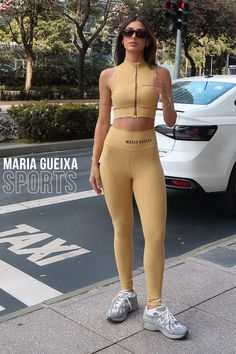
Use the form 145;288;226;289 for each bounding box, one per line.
117;0;236;41
34;16;71;55
186;34;236;75
7;101;98;142
0;1;112;96
0;119;17;141
108;0;236;75
54;102;98;140
31;60;78;86
7;101;60;142
0;59;102;99
0;69;24;87
46;0;113;97
189;0;236;38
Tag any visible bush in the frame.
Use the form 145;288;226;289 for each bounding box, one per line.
54;102;98;140
0;69;24;88
7;101;98;142
0;119;17;141
7;101;60;142
0;107;17;141
32;60;79;87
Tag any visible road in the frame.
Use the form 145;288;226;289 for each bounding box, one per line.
0;148;235;317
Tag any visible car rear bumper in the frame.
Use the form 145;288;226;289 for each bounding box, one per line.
165;176;203;191
159;150;235;193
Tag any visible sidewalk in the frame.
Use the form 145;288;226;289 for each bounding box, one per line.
0;235;235;354
0;139;94;158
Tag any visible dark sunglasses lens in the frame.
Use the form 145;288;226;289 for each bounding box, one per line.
136;30;148;38
123;29;148;38
123;29;134;37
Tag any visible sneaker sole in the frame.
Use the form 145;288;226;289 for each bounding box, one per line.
142;320;188;339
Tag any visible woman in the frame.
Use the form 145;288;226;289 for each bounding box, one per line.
89;14;188;340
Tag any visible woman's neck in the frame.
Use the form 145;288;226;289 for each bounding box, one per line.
125;53;144;63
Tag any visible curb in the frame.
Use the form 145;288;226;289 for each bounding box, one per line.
0;139;94;158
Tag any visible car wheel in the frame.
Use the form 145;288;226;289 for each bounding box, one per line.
225;165;236;215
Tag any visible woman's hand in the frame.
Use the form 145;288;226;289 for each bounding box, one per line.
153;67;177;127
89;163;103;195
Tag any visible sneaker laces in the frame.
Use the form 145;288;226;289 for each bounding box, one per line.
111;290;132;310
154;299;177;327
159;306;177;324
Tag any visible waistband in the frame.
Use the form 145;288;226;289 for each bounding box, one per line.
103;126;157;151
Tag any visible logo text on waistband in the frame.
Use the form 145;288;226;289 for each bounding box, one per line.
125;138;152;144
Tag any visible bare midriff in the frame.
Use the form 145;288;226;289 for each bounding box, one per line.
112;117;154;131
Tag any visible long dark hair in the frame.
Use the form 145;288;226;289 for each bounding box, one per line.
114;14;157;66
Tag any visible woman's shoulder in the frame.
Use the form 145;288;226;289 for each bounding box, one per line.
100;67;116;90
100;67;116;80
153;65;171;77
152;64;169;75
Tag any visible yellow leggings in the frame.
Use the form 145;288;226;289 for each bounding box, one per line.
100;126;167;307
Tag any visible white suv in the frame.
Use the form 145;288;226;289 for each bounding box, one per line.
155;75;236;214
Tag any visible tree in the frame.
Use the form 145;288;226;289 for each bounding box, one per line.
0;0;50;91
183;0;236;75
0;2;73;91
187;34;236;75
44;0;115;98
33;14;72;60
108;0;236;75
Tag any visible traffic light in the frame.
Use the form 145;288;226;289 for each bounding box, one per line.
178;0;189;36
165;1;178;32
165;0;189;36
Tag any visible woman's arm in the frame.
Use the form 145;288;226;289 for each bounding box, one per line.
89;68;112;194
153;67;177;127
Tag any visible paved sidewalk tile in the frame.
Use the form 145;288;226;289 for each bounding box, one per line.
118;306;236;354
196;287;236;323
195;247;236;268
190;254;236;275
50;283;146;342
134;271;192;314
96;344;133;353
0;307;111;354
162;259;236;306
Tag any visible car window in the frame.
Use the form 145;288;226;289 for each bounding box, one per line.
172;81;236;105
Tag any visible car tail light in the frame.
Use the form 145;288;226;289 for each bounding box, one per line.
155;125;218;141
170;180;191;187
165;176;201;190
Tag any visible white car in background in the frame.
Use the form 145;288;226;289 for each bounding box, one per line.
155;75;236;214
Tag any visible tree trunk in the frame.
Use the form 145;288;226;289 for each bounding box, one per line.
215;53;227;74
78;49;87;99
184;40;196;76
24;46;33;92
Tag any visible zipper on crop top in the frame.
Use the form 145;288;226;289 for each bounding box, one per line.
134;63;137;118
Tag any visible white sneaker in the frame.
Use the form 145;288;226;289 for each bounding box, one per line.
142;300;188;339
107;290;138;322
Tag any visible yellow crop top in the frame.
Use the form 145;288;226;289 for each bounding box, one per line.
111;58;159;120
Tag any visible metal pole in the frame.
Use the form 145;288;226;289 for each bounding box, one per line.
173;29;182;79
210;56;213;75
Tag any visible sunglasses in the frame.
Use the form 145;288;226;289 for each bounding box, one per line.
122;28;149;39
